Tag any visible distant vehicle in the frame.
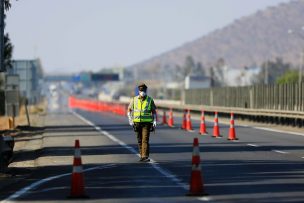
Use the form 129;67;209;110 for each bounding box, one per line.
49;84;58;97
49;84;57;92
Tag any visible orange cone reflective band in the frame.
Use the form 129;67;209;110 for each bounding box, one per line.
181;109;187;130
228;113;238;140
199;110;208;135
69;140;88;198
212;112;221;138
186;109;193;131
187;138;207;196
162;111;167;125
168;108;174;127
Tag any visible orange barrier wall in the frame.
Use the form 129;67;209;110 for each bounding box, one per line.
69;96;127;117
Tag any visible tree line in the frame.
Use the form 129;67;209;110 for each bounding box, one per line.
0;0;13;84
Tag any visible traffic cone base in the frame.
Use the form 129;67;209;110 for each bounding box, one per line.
186;110;193;131
68;140;89;199
199;111;208;135
68;174;89;199
228;128;238;140
168;109;175;127
228;125;238;140
212;112;221;138
199;124;208;135
186;165;208;196
186;138;208;196
187;192;209;196
212;126;222;138
228;138;239;140
228;113;238;140
161;111;167;125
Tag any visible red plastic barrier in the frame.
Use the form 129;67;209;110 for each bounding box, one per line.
68;96;128;117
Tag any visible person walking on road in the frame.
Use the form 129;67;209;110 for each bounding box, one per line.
128;83;157;162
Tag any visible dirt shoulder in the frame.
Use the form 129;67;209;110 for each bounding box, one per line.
0;102;47;191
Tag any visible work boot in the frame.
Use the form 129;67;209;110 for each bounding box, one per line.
141;157;150;162
139;157;144;162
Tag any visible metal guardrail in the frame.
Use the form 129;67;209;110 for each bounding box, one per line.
185;83;304;112
155;100;304;127
155;101;304;118
117;87;304;127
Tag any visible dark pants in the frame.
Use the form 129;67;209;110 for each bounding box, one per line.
134;122;152;158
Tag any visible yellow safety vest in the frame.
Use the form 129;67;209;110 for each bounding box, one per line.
133;96;153;122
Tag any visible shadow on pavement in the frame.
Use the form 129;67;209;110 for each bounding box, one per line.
1;159;304;202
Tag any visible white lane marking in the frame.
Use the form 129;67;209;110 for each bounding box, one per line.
252;126;304;137
73;111;190;191
198;197;212;201
272;150;289;154
95;126;101;131
247;144;259;147
1;164;116;203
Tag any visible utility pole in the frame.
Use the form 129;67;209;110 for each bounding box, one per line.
300;50;303;84
264;60;269;85
0;0;4;173
0;0;4;72
288;28;304;84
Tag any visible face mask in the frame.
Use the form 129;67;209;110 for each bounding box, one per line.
139;91;146;97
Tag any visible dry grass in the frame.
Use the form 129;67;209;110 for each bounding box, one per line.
0;100;47;130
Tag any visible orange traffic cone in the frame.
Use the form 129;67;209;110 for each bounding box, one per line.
228;113;238;140
187;138;207;196
212;112;222;138
162;111;167;125
168;108;174;127
186;109;193;131
181;109;187;130
199;110;208;135
69;140;88;198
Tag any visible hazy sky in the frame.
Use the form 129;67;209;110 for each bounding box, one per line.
6;0;290;73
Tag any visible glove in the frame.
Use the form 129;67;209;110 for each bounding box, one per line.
129;119;134;126
127;112;133;126
153;119;157;128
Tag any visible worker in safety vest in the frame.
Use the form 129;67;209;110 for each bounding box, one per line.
127;83;157;162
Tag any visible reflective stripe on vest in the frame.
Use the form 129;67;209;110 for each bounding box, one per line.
133;96;153;122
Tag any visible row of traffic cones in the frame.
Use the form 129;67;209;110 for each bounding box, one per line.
69;116;234;198
161;109;238;140
162;109;194;131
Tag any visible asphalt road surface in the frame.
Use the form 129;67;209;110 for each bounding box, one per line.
1;90;304;203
